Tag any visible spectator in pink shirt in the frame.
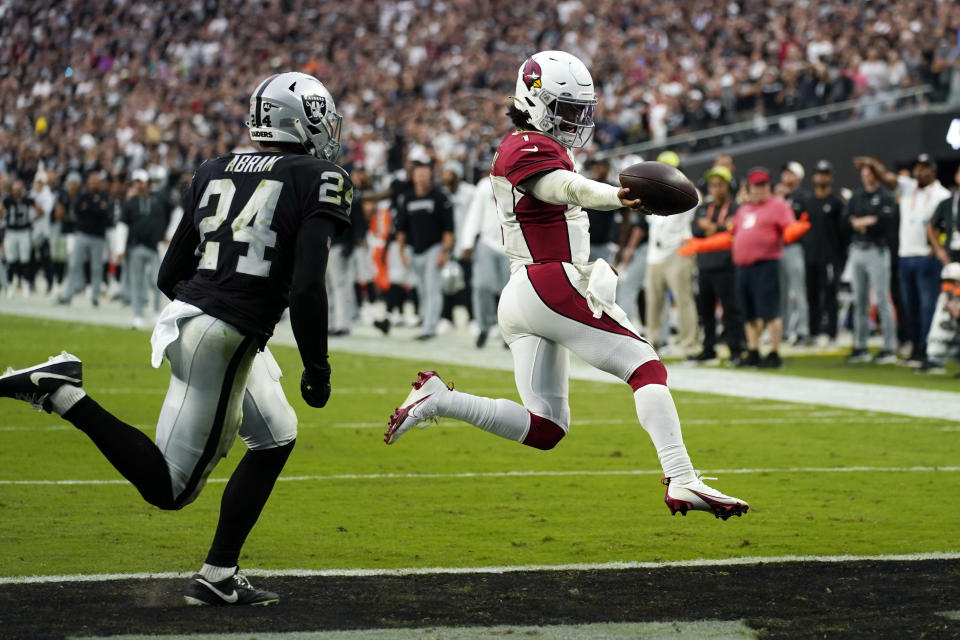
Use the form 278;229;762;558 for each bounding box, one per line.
732;168;796;368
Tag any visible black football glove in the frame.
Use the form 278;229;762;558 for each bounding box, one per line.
301;367;331;408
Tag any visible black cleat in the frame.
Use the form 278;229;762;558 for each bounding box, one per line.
373;318;391;335
184;571;279;606
0;352;82;412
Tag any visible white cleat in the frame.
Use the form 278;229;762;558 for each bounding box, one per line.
384;371;451;445
662;475;749;520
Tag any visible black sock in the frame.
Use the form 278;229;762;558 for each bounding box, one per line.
749;349;759;359
63;397;175;509
205;441;295;567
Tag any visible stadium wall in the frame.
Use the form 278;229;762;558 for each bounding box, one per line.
679;106;960;188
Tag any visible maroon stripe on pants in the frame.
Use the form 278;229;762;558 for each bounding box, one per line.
525;262;643;340
522;413;566;450
627;360;668;391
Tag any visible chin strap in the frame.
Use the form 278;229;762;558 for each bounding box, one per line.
292;119;319;158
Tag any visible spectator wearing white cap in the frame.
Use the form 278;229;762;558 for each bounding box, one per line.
775;161;812;346
116;169;172;328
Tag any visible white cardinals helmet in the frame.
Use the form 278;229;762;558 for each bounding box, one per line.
247;72;342;162
513;50;597;149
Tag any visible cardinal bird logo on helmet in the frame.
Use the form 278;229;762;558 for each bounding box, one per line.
521;59;542;89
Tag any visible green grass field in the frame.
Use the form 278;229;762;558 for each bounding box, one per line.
0;315;958;579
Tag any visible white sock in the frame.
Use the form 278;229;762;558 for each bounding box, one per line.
199;563;237;582
436;389;531;442
633;384;696;484
49;385;87;415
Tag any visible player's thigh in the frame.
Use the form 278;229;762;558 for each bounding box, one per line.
239;347;298;450
509;334;570;428
502;262;658;385
155;314;257;505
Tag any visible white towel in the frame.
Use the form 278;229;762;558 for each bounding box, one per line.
573;259;630;326
149;300;204;368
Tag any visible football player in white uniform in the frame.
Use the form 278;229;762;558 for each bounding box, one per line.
385;51;748;520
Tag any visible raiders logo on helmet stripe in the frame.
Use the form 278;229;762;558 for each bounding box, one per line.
302;95;327;126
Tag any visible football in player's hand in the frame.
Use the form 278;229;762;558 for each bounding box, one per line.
618;161;699;215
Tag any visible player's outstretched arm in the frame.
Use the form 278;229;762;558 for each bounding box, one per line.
524;170;641;211
290;216;337;408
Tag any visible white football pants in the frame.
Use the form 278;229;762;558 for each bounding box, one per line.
155;314;297;506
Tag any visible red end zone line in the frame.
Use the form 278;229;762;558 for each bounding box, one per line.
2;552;959;585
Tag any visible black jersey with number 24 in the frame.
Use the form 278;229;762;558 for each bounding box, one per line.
173;151;353;337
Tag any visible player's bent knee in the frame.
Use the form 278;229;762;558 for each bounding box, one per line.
627;360;668;391
248;439;296;469
522;414;567;450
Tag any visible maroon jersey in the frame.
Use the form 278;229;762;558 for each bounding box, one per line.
490;129;590;269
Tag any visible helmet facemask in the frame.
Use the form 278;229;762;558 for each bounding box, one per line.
295;110;343;162
546;94;596;148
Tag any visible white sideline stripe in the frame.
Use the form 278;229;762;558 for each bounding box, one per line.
2;465;958;486
2;415;939;433
3;301;959;421
1;414;935;433
328;416;925;429
4;551;959;585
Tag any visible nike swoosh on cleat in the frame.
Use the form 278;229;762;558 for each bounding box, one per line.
520;146;539;152
29;372;81;386
195;578;239;603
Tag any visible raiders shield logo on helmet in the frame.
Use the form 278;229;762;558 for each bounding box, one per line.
302;95;327;125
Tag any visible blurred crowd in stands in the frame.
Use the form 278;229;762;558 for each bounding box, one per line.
2;0;960;185
2;0;960;372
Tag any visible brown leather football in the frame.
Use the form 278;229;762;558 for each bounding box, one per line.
618;161;699;215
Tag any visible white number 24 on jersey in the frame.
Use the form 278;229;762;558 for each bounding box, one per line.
197;178;282;277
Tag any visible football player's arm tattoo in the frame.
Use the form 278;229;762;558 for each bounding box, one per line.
290;216;336;382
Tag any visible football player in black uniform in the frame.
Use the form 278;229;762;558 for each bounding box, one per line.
0;72;352;606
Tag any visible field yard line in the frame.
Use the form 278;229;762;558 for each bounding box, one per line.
2;551;958;585
0;415;932;433
328;416;923;428
2;465;958;486
3;302;959;420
